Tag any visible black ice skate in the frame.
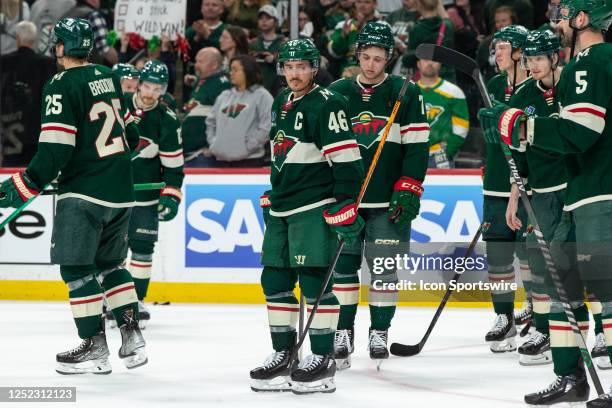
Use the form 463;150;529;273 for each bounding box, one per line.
291;354;336;394
591;332;612;370
485;313;517;353
250;349;293;392
368;328;389;370
514;300;532;326
524;364;589;405
118;309;148;369
518;330;552;366
588;386;612;408
56;330;111;375
333;327;354;370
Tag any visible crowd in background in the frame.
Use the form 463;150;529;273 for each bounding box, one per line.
0;0;610;168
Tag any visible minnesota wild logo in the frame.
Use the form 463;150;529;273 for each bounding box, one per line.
350;111;388;149
221;103;247;118
425;103;445;125
272;130;298;172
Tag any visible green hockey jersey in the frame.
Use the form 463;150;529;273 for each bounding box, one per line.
182;72;231;156
126;93;184;205
269;85;364;215
328;74;429;207
508;77;566;193
27;64;138;207
327;17;382;73
483;73;530;197
385;7;418;46
528;43;612;211
417;78;469;157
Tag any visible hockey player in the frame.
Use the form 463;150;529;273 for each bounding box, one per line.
498;29;564;366
249;39;364;394
486;0;611;404
107;60;184;329
327;21;429;369
112;63;139;94
0;18;146;374
478;24;533;353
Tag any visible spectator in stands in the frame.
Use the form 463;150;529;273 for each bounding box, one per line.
476;5;515;81
63;0;117;66
225;0;268;37
416;57;469;168
446;0;484;58
299;7;315;38
219;25;249;70
386;0;419;57
187;0;226;59
327;0;381;76
250;5;285;94
0;21;56;166
0;0;31;55
484;0;533;30
403;0;455;81
183;47;232;167
321;0;356;35
30;0;75;56
206;55;273;167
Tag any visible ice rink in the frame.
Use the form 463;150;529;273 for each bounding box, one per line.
2;301;611;408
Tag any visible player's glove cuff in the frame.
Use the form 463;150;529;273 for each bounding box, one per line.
323;201;358;226
12;172;40;201
160;186;183;204
499;108;526;149
392;176;423;197
260;191;271;208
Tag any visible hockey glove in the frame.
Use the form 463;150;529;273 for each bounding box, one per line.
0;172;40;208
157;187;182;221
498;108;527;149
388;176;423;227
260;190;271;225
477;101;507;144
323;199;365;245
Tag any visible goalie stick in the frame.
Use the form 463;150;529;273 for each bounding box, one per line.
288;76;414;369
415;44;604;395
390;221;488;357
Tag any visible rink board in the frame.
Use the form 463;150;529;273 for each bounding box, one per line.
0;168;524;305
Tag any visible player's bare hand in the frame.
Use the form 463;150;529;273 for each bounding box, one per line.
506;184;522;231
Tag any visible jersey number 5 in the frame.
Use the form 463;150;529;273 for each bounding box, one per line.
90;99;127;158
575;71;588;94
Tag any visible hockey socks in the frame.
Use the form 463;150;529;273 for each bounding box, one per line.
533;291;551;335
332;254;360;330
101;267;139;327
128;240;155;300
369;271;398;330
549;302;589;376
302;268;339;356
61;265;104;339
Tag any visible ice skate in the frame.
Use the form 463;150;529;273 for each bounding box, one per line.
56;330;111;375
518;330;552;366
250;349;293;392
333;327;354;370
524;365;589;405
368;328;389;370
291;354;336;394
514;300;532;326
591;332;612;370
118;309;148;369
485;313;517;353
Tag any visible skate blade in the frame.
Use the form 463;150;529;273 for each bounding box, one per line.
250;376;292;392
595;356;612;370
56;358;112;375
335;357;351;371
376;359;384;371
107;319;117;329
120;347;148;369
291;377;336;395
519;350;552;366
138;320;148;330
490;337;517;353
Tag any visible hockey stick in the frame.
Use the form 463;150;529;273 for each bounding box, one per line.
416;44;605;395
0;182;167;231
288;77;413;368
390;221;488;357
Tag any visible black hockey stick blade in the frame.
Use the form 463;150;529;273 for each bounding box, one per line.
390;339;422;356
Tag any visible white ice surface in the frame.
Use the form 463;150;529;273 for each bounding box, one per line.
1;302;611;408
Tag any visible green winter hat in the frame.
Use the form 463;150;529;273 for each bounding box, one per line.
493;25;530;49
278;39;320;69
139;60;169;86
523;30;561;56
112;63;140;79
356;21;395;54
53;17;93;58
561;0;612;30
